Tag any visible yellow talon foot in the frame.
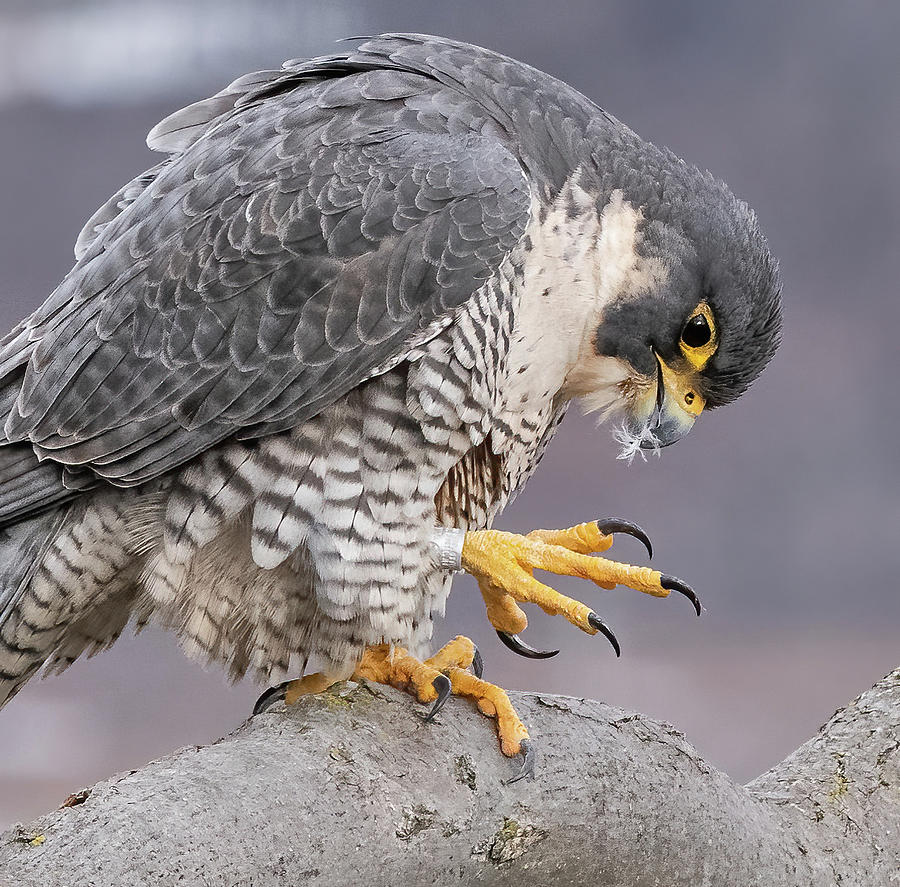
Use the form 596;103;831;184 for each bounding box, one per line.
252;637;533;778
353;643;446;708
283;672;335;705
461;518;700;658
444;666;529;758
352;638;529;761
350;639;533;774
252;670;340;714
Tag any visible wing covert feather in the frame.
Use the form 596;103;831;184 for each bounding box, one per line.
1;61;532;486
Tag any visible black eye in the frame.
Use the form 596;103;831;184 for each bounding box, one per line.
682;314;711;348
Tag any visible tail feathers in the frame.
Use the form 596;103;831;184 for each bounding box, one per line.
0;508;70;707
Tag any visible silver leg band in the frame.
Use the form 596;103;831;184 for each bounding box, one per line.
430;526;466;572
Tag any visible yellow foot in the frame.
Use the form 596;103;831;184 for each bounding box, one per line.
253;636;533;780
355;639;530;765
462;518;700;658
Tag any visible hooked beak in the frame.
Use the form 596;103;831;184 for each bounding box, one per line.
627;354;706;449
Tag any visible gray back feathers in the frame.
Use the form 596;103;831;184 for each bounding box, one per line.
0;35;550;523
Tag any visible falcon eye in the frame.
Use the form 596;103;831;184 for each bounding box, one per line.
678;302;717;370
681;314;711;348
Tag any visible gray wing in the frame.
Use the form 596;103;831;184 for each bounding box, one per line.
0;53;532;493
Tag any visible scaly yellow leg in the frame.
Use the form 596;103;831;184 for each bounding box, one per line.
354;643;445;703
254;636;532;775
463;518;699;657
283;672;334;705
444;666;529;758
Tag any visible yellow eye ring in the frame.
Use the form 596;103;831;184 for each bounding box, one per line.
679;301;717;370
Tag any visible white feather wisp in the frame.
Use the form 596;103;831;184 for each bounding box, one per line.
613;422;661;465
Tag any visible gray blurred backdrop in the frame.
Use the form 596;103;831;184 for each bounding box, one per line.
0;0;897;828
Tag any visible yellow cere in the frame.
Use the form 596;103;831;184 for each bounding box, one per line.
679;301;718;371
657;357;706;417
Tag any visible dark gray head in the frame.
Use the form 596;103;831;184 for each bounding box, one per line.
588;154;782;450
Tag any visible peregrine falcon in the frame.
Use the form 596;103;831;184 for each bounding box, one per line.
0;35;781;776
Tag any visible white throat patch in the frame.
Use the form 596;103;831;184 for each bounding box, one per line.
503;179;667;438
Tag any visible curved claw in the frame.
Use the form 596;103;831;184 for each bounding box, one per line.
505;738;536;784
471;645;484;679
253;681;289;716
595;518;653;559
424;673;452;722
587;612;621;657
496;630;559;660
660;574;702;616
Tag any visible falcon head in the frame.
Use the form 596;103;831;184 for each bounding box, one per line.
584;167;782;457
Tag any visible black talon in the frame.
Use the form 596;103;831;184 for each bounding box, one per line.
424;673;452;723
595;518;653;559
505;739;536;784
660;574;702;616
496;630;559;660
471;645;484;679
587;612;621;657
253;681;289;715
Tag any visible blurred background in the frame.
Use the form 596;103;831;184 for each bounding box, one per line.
0;0;897;828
